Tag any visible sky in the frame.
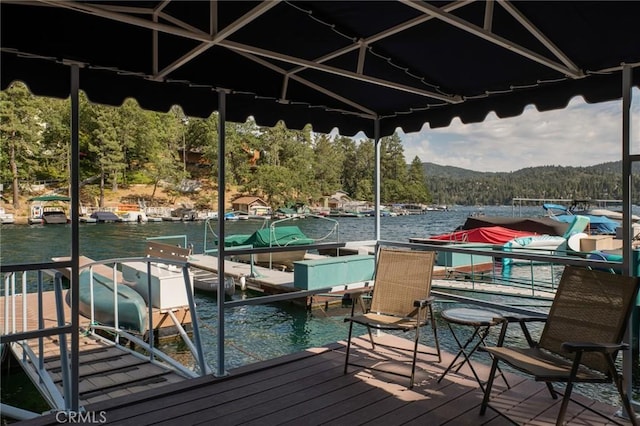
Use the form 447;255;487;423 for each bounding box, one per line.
360;88;640;173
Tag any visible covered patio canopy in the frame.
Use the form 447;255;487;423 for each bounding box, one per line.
2;1;639;136
2;0;640;406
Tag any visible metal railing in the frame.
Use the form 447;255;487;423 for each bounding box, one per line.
0;256;210;417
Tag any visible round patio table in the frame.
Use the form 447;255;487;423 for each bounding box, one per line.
437;307;509;391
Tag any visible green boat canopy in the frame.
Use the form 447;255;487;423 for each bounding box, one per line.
225;226;314;248
28;195;71;202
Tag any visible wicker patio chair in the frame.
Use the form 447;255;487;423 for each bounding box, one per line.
480;265;640;426
343;246;441;388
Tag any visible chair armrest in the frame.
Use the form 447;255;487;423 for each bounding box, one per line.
501;313;547;323
494;313;547;347
344;287;374;297
413;295;435;308
562;342;629;354
344;287;374;316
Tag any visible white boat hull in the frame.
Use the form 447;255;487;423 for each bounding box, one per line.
192;269;235;297
234;250;308;271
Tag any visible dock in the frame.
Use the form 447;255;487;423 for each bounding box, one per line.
0;291;190;409
188;254;555;309
189;253;374;310
14;333;633;425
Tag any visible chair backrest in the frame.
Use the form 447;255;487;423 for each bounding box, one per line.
539;265;640;373
370;247;436;318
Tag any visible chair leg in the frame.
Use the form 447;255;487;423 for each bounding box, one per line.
617;385;639;426
429;305;441;362
556;381;574;426
409;324;421;389
367;325;375;350
480;357;500;415
344;320;355;375
607;355;639;426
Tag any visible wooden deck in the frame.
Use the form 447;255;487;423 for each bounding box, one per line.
16;333;633;425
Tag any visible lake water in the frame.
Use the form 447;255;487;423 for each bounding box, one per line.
0;205;530;365
0;205;635;409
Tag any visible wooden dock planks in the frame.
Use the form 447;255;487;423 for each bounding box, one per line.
14;333;633;426
1;289;190;409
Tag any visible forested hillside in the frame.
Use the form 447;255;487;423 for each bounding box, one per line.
424;161;640;205
3;81;638;209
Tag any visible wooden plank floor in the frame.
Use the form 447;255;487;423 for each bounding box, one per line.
16;333;634;425
1;290;189;407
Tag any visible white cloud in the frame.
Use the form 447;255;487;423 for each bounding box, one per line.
397;89;640;172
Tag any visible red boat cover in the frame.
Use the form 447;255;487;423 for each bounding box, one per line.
428;226;537;244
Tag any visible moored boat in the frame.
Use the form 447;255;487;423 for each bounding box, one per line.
119;210;148;223
90;211;121;223
41;205;69;224
0;207;15;224
543;203;619;234
28;194;71;225
227;225;315;269
116;203;148;222
421;225;537;245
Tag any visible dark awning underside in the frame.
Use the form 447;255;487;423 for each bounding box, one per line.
2;1;639;137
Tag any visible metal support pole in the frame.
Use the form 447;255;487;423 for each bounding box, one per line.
216;90;228;377
621;64;637;414
69;63;81;412
374;118;381;240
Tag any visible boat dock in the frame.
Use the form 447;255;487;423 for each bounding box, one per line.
0;291;190;409
188;252;555;309
13;333;632;425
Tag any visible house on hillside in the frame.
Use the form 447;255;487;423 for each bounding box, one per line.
231;196;270;216
325;191;352;210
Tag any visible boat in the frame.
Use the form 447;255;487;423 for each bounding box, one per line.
460;215;570;237
117;204;148;222
191;269;236;297
0;207;15;224
423;226;538;245
171;206;197;221
27;194;71;225
226;225;316;269
501;214;590;276
41;205;69;224
586;208;640;221
77;269;148;333
90;211;121;223
119;210;148;223
224;211;240;221
79;215;97;223
543;203;619;234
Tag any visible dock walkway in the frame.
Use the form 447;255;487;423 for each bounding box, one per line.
1;291;190;409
